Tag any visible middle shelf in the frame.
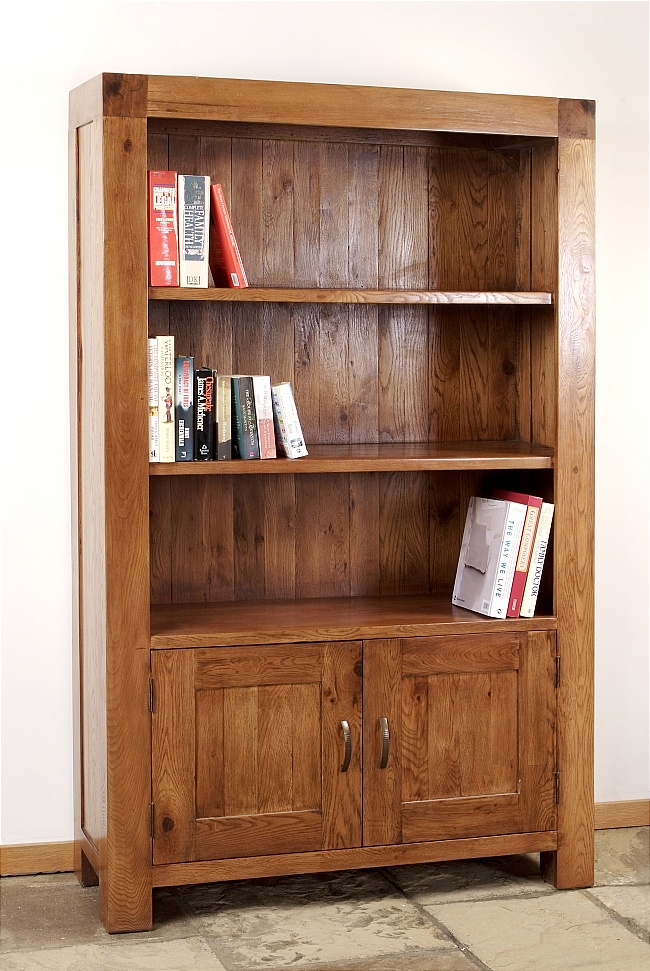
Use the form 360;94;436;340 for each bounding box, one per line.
149;441;554;475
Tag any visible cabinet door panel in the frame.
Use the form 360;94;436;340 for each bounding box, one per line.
363;631;556;845
152;642;362;865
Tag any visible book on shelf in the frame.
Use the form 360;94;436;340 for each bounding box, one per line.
452;496;527;618
175;356;194;461
214;374;232;460
208;183;248;288
147;338;159;462
519;501;554;617
156;336;175;462
178;175;210;288
194;368;215;460
493;488;543;617
232;375;260;459
252;375;277;459
147;170;179;287
271;382;308;459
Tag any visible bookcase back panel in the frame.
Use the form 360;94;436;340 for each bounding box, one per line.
153;301;539;447
148;130;540;293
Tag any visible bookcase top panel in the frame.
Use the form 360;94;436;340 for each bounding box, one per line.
70;74;595;141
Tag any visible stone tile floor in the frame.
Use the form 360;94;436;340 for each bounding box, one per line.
0;828;648;970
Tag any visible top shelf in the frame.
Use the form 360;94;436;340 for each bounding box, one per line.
148;287;554;306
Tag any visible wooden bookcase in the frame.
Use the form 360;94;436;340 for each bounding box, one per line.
69;74;595;932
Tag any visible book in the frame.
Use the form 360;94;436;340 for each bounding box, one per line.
194;368;215;460
156;335;175;462
147;170;179;286
271;382;308;459
452;496;527;618
175;356;194;461
232;375;260;459
147;338;159;461
214;374;232;460
519;502;555;617
178;175;210;288
208;183;248;288
493;489;543;617
252;375;277;459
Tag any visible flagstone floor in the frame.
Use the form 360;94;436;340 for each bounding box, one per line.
1;827;648;970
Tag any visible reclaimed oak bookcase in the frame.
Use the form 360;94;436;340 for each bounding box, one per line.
69;74;594;932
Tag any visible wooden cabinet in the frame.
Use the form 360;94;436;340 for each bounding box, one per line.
70;74;594;932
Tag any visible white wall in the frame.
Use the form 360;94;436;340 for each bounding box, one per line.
1;0;648;846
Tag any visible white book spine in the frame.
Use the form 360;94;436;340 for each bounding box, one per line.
519;502;555;617
156;335;175;462
271;382;308;458
147;338;159;462
178;175;210;288
489;501;527;617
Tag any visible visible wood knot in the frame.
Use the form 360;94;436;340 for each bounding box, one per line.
162;817;175;832
123;139;133;153
502;359;516;376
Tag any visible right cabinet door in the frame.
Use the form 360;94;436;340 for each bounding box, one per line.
362;631;557;846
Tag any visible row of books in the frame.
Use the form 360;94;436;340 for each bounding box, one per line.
148;336;308;463
148;171;248;289
452;490;554;619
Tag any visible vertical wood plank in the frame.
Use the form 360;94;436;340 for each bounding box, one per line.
322;641;363;849
519;631;557;832
401;676;429;802
291;682;322;812
224;686;259;816
363;639;402;846
427;674;462;798
195;689;224;819
550;135;595;888
258;684;293;813
232;138;263;285
262;140;294;286
152;651;195;864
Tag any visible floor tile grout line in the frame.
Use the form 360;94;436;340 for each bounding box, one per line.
379;868;494;971
579;888;650;944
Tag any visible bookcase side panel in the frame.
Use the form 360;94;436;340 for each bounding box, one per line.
101;114;153;931
551;134;595;888
76;117;107;871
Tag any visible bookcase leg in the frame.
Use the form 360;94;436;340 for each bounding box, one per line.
75;846;99;888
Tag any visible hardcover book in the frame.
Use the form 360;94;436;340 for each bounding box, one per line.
194;368;215;460
271;382;308;458
178;175;210;288
147;170;179;286
214;374;232;460
147;338;159;461
209;183;248;288
252;375;277;459
493;489;543;617
232;376;260;459
452;496;527;618
175;356;194;461
156;335;175;462
519;502;555;617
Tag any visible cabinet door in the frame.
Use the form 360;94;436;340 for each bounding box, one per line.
152;641;362;864
363;632;556;846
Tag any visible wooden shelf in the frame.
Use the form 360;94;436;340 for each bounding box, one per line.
149;441;554;475
150;594;557;649
149;286;553;305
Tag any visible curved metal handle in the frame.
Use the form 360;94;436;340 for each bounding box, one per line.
378;716;390;769
340;720;352;773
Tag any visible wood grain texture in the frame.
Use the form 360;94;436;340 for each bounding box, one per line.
149;287;553;304
145;75;559;137
550;135;596;889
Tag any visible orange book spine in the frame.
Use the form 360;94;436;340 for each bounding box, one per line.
209;183;248;288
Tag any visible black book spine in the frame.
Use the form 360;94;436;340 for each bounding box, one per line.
194;368;215;460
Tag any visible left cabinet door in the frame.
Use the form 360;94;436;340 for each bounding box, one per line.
152;642;363;864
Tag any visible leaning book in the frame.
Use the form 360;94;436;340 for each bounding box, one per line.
452;496;527;618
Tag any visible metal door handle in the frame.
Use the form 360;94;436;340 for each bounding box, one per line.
340;720;351;773
378;716;390;769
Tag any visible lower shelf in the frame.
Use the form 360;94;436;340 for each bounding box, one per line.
150;594;556;648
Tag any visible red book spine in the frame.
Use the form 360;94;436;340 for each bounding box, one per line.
208;183;248;288
493;489;543;617
148;171;179;286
